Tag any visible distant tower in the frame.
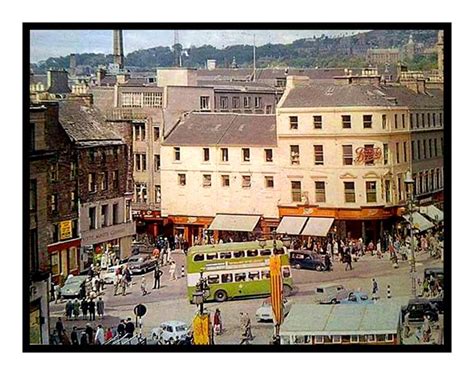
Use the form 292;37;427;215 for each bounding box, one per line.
173;30;182;67
69;53;77;76
437;30;444;78
405;34;415;61
113;30;124;70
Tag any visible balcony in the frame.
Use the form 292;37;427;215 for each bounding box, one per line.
105;108;148;121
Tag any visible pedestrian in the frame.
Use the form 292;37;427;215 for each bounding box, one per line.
65;299;73;320
96;297;105;319
54;283;62;304
376;240;382;259
105;327;113;342
372;278;379;300
117;319;126;337
213;309;222;336
125;317;135;338
153;265;163;289
169;261;176;281
81;298;88;320
95;324;105;345
344;251;353;271
55;317;65;337
73;298;80;320
324;253;332;272
61;330;71;345
387;284;392;299
239;312;249;344
71;326;79;345
422;315;431;342
403;311;411;338
80;331;88;345
141;276;148;296
121;277;128;296
423;278;430;297
85;323;94;344
88;298;96;321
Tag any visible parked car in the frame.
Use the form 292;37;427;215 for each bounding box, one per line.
151;321;189;345
402;298;439;323
60;275;90;299
424;267;444;288
314;283;349;304
339;291;373;305
256;298;293;322
101;265;122;284
127;254;157;274
290;250;326;271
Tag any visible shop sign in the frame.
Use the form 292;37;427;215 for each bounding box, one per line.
355;146;382;164
59;220;72;241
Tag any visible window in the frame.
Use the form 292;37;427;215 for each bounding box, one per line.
385;334;395;343
30;122;36;151
366;181;377;203
261;270;270;279
122;92;142;108
220;96;228;109
394;114;398;129
265;176;274;188
342;145;353;165
247;249;259;257
367;334;376;343
416;113;419;128
221;148;229;162
429;139;433;158
174;147;180;161
417;140;421;160
100;172;108;191
315;181;326;203
203;174;212;187
427;113;431;127
265;105;272;114
289;116;298;130
88;173;96;192
332;335;342;344
422;113;425;127
70;191;77;210
232;97;240;108
101;150;107;165
51;253;59;276
402;114;406;128
203;148;210;162
434;139;438;157
440;113;443;126
143;92;162;108
154;155;161;171
30;180;37;212
276;78;286;87
410;113;414;129
112;170;118;189
385;180;391;203
423;139;427;159
242;175;251;188
403;141;407;163
207;275;219;284
133;123;145;141
70;161;78;180
125;199;131;222
411;141;415;161
248;271;260;280
313;115;322;129
221;175;230;187
314;145;324;165
50;163;58;182
206;253;218;260
101;205;108;227
221;274;233;283
396;143;400;164
255;97;261;108
153;126;160;141
155;185;161;203
382;114;387;129
398;176;402;200
342;115;351;129
344;182;356;203
68;247;78;271
291;181;302;202
283;267;291;278
265;149;273;162
242;148;250;162
259;249;271;256
364;144;375;166
290;145;300;165
363;115;372;129
178;174;186;186
112;203;119;225
135;154;146;171
200;96;210;110
89;207;96;230
193;254;204;262
243;96;251;108
383;143;389;165
52;223;59;243
233;250;244;258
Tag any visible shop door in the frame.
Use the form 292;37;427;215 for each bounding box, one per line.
29;303;42;344
60;249;69;276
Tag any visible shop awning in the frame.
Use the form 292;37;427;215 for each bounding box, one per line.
208;214;260;232
420;205;444;222
276;216;308;235
403;212;435;232
301;217;335;237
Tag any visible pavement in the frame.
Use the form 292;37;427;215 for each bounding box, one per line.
49;249;443;345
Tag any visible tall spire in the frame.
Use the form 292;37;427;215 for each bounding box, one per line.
113;30;124;70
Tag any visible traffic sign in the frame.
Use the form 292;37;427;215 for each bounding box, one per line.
134;303;147;317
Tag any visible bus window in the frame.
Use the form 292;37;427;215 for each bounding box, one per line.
235;273;246;282
247;249;258;257
248;271;260;280
221;273;233;283
193;254;204;262
259;249;271;256
219;252;232;259
273;248;285;255
233;250;245;258
207;275;220;284
206;253;218;260
261;270;270;279
283;267;291;278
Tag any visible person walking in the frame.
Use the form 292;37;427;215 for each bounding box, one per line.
85;323;94;345
71;326;79;345
80;298;88;320
125;318;135;338
117;319;126;337
80;331;88;345
95;324;105;345
73;298;80;320
372;278;379;300
55;317;65;337
422;315;432;343
239;312;250;344
169;261;177;281
88;298;96;321
96;297;105;319
213;309;222;336
153;265;163;289
324;253;332;272
121;276;128;296
65;300;73;320
344;251;353;271
141;276;149;296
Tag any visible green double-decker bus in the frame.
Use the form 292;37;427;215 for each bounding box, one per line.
186;240;293;303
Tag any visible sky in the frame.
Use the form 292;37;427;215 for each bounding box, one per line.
30;29;366;62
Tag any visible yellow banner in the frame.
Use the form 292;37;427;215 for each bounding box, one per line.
192;313;210;345
270;255;283;325
59;220;72;241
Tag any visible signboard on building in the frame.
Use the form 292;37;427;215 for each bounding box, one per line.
81;221;136;247
355;146;382;164
59;220;72;241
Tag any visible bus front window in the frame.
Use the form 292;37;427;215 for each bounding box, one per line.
193;254;204;262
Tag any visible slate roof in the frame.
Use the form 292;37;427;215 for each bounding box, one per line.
58;100;124;147
162;112;276;147
280;82;444;109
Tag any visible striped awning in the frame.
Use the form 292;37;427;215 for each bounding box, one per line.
276;216;308;235
420;205;444;222
301;217;335;237
403;212;435;232
208;214;260;232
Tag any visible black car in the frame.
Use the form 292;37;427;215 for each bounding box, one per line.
402;298;439;323
127;254;158;274
289;250;326;271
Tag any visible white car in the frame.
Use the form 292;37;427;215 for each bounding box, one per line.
151;321;189;345
101;265;121;284
256;298;292;322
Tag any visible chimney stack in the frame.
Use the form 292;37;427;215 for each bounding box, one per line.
96;68;106;86
47;69;71;94
113;30;124;70
286;75;310;89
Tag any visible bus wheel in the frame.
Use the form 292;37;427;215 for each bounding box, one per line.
283;284;292;297
214;290;228;302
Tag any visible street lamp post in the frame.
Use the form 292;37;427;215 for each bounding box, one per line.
404;170;417;298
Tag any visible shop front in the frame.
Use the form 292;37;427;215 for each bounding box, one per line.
166;215;213;246
47;238;81;285
29;271;50;345
133;209;165;238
